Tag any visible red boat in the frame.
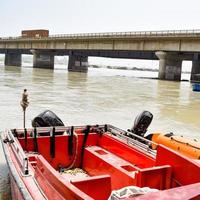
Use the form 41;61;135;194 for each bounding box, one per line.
1;124;200;200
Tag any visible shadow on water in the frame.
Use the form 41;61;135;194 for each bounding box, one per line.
1;66;23;90
31;68;54;84
67;71;88;88
156;80;182;116
31;68;54;81
157;80;181;98
4;66;22;74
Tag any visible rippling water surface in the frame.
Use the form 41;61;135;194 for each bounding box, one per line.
0;65;200;199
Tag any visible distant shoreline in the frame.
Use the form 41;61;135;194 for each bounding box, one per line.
89;64;158;72
89;64;191;74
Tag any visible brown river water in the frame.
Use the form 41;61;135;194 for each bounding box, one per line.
0;64;200;199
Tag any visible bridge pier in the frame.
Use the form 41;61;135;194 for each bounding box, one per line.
156;51;182;81
191;54;200;82
68;55;88;72
5;52;21;66
31;50;54;69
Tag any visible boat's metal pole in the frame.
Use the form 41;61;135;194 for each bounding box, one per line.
23;110;25;128
20;89;29;128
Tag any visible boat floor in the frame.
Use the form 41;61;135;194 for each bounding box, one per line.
58;145;138;182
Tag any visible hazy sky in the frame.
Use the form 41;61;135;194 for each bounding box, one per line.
1;0;200;37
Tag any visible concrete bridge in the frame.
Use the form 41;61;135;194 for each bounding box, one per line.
1;29;200;81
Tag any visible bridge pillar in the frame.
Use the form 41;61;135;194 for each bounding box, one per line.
191;54;200;82
156;51;182;81
5;52;21;66
68;55;88;72
31;50;54;69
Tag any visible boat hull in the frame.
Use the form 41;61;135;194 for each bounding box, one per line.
10;172;25;200
1;125;200;200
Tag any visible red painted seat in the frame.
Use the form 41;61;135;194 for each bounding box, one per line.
83;146;172;190
83;146;138;190
71;175;111;200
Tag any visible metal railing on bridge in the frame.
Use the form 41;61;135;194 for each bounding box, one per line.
1;29;200;40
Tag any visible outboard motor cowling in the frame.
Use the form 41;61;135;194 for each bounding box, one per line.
130;111;153;137
32;110;64;127
32;110;65;135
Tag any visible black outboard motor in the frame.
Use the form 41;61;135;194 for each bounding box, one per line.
130;111;153;137
32;110;65;135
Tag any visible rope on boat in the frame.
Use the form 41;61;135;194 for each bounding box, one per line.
20;89;29;111
61;126;88;171
62;168;88;176
65;131;79;170
20;89;29;128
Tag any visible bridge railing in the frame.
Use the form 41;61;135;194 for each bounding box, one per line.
49;29;200;38
1;29;200;40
